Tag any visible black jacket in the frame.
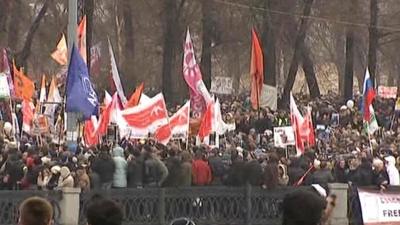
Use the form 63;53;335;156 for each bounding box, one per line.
92;155;115;183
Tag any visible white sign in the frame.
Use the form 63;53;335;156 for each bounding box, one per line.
273;126;295;148
358;188;400;225
260;84;277;110
211;77;233;94
378;86;397;99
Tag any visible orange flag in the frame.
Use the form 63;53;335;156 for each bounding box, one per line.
13;62;34;101
250;28;264;110
77;16;87;64
125;82;144;108
51;34;68;65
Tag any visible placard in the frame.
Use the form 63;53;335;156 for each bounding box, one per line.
378;86;397;99
358;188;400;225
0;73;10;99
211;77;233;95
273;126;295;147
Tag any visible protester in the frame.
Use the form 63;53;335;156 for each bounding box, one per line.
18;196;53;225
85;195;123;225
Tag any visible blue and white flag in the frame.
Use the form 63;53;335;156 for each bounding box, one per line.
66;45;98;120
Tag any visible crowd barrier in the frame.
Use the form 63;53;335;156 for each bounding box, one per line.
0;184;350;225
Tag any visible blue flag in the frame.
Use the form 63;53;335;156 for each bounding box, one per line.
66;45;98;120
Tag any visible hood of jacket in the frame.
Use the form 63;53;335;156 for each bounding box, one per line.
60;166;71;179
113;146;125;158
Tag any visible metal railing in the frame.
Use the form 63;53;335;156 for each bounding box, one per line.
0;190;62;225
79;186;293;225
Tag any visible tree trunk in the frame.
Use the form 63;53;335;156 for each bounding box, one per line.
280;0;314;108
200;0;213;89
344;29;354;100
161;0;178;102
16;0;51;69
7;0;22;51
262;0;276;86
121;0;135;91
368;0;378;86
85;0;94;74
301;45;320;98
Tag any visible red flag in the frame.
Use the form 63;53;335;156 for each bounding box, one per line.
125;82;144;108
84;116;99;146
22;100;35;133
250;28;264;110
13;63;35;101
198;101;214;140
97;93;118;136
290;94;305;155
121;93;168;132
155;101;190;145
301;107;316;146
77;16;87;64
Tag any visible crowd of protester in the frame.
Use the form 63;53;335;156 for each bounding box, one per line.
0;93;399;195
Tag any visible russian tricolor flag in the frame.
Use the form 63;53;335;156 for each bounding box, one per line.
361;69;376;122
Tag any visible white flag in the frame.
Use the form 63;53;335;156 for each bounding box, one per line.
108;39;127;104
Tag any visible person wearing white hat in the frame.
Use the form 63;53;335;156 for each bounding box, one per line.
385;156;400;185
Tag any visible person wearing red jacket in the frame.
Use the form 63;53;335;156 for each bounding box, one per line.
192;150;212;186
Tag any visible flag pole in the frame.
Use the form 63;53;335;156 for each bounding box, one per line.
366;121;374;155
256;82;261;120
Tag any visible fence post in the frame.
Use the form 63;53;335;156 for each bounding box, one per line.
59;187;81;225
246;184;252;225
328;183;349;225
159;188;166;225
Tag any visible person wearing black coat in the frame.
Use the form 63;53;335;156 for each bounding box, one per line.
4;152;24;190
91;150;115;189
224;152;246;186
333;159;347;183
287;159;305;186
243;160;263;186
310;161;334;188
127;153;144;188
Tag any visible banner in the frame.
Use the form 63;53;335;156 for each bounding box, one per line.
260;84;277;111
378;86;397;99
211;77;233;94
358;188;400;225
273;126;295;148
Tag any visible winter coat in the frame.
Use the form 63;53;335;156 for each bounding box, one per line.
92;153;115;184
385;156;400;185
288;166;305;186
127;157;144;188
4;154;24;189
181;162;192;186
333;166;347;183
224;160;246;186
310;168;334;187
243;160;263;186
348;160;373;186
58;167;74;188
164;156;183;187
192;159;212;186
373;169;390;188
143;156;169;187
112;147;128;188
208;156;226;185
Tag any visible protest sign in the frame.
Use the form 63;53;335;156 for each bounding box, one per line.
273;126;295;147
358;188;400;225
211;77;233;95
378;86;397;99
